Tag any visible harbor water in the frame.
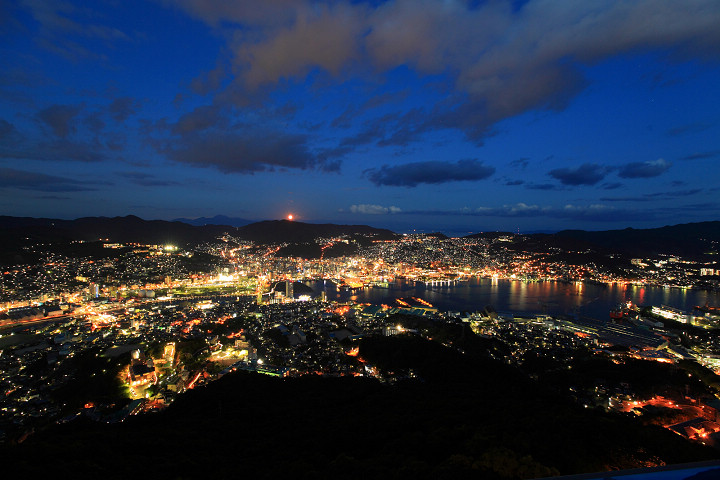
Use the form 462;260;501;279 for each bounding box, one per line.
306;278;720;320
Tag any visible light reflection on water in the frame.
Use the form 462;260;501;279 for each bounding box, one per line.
307;278;720;320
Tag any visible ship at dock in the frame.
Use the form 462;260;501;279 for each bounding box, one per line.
610;301;639;321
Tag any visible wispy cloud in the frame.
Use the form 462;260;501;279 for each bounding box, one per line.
348;204;402;215
601;189;702;202
399;203;652;222
680;151;719;160
617;158;671;178
0;167;97;192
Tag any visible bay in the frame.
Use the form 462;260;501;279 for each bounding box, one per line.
305;278;720;320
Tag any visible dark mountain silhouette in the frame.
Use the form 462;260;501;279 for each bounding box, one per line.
0;216;398;248
553;221;720;258
234;219;399;245
463;231;515;239
464;222;720;259
0;216;401;265
2;216;718;266
0;215;230;246
172;215;252;227
424;232;449;239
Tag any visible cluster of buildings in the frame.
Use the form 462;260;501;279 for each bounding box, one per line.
469;308;720;445
3;233;719;315
1;232;720;446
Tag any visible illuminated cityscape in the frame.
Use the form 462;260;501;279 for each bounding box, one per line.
3;0;720;476
1;219;719;471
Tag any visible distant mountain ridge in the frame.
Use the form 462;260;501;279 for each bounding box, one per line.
552;221;720;258
0;215;230;246
0;216;398;247
234;219;399;244
1;216;718;263
461;221;720;258
0;216;400;265
172;215;252;227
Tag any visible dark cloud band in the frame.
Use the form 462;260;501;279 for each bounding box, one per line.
365;159;495;187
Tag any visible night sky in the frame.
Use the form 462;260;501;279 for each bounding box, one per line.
1;1;719;235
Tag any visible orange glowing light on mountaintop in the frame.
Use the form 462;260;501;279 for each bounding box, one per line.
287;214;294;220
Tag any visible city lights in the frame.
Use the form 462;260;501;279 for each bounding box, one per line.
1;217;719;463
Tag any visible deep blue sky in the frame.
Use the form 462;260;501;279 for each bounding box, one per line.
1;0;719;235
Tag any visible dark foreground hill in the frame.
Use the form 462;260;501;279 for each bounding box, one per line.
2;335;713;479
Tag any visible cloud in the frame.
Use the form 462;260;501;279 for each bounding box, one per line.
376;108;431;147
525;183;565;191
22;0;127;39
156;128;334;174
365;158;495;187
681;151;719;160
148;103;342;173
682;202;720;210
21;0;131;61
601;196;655;202
170;0;720;143
35;195;71;200
0;138;106;162
235;3;366;90
164;0;301;28
403;203;653;222
331;105;360;129
1;108;111;162
556;204;637;222
83;111;105;133
645;188;702;198
617;158;671;178
340;112;395;147
171;105;227;135
36;104;82;138
601;188;702;201
349;204;402;215
108;97;140;122
337;108;432;149
190;62;228;96
0;167;96;192
666;122;712;136
505;179;524;186
0;118;23;148
549;163;608;185
117;172;181;187
471;203;545;217
0;119;17;139
509;158;529;169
